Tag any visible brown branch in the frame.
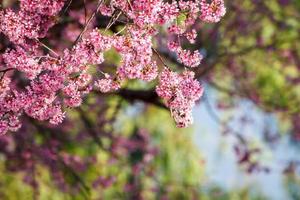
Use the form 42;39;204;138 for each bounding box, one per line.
0;67;14;80
0;67;14;73
115;88;167;109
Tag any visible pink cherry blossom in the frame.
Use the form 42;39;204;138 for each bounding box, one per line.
0;0;226;134
156;68;204;127
200;0;226;23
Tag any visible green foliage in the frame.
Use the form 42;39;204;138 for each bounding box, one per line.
210;0;300;133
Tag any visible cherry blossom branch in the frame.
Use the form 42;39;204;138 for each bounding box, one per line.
115;89;167;109
0;0;227;133
94;88;167;110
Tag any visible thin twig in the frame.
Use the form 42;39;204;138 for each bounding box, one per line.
105;11;122;32
152;48;169;67
73;0;104;44
62;0;73;15
114;25;127;36
36;39;59;57
0;68;14;73
0;68;14;80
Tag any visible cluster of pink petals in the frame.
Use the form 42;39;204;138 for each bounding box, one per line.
0;0;226;134
3;47;41;79
94;75;120;93
0;76;11;99
0;9;40;44
20;0;66;16
177;49;203;68
116;27;159;81
127;0;163;26
156;68;204;127
184;29;198;44
168;41;203;68
200;0;226;23
0;0;65;45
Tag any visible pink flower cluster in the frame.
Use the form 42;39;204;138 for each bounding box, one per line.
200;0;226;23
156;68;204;127
3;47;41;79
0;0;226;134
0;0;65;45
19;0;65;16
168;41;203;68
